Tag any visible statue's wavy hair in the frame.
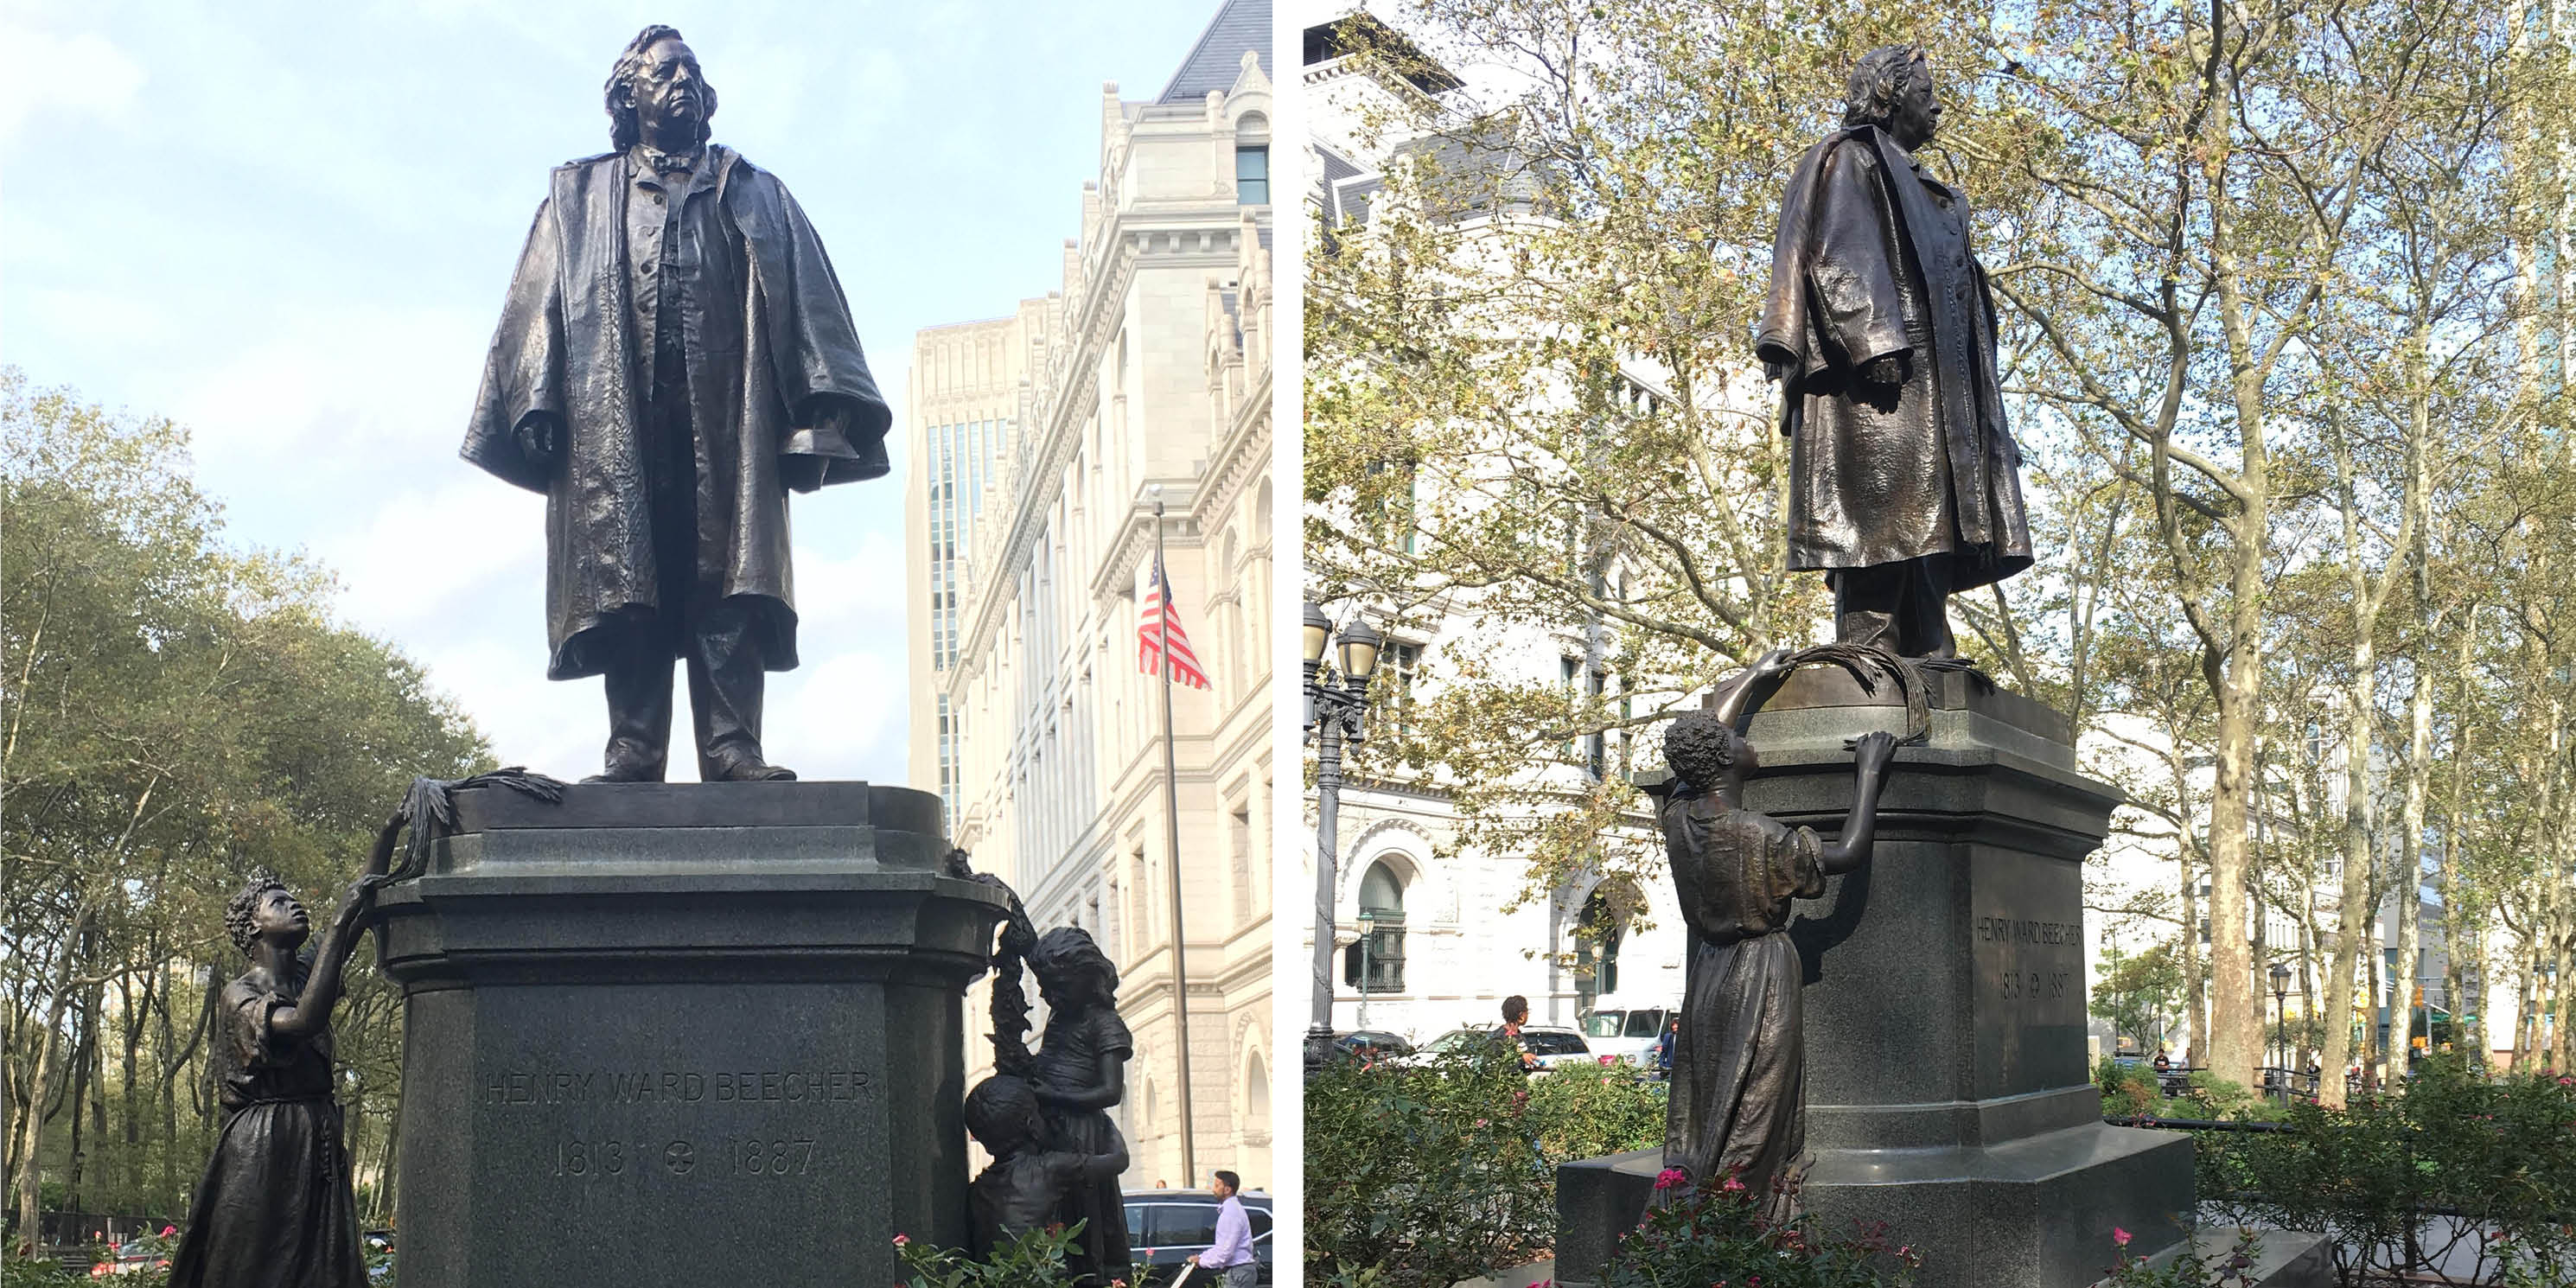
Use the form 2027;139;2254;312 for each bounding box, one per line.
1842;45;1928;129
1028;927;1119;1004
605;23;717;152
225;873;294;956
1663;711;1742;793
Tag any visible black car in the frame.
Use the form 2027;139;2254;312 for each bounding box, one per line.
1123;1189;1272;1285
1334;1030;1414;1058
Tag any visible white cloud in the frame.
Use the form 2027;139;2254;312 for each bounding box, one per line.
763;648;906;784
0;25;144;141
322;480;545;639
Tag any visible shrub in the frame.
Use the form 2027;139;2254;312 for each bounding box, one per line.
1597;1168;1917;1288
1522;1065;1666;1164
895;1224;1086;1287
2194;1056;2576;1288
2100;1225;2264;1287
1304;1046;1558;1286
2096;1057;2159;1118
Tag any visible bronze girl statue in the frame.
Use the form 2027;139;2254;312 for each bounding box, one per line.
169;819;397;1288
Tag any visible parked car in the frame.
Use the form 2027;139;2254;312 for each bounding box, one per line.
1124;1189;1272;1285
1401;1024;1607;1072
91;1241;169;1278
1579;992;1682;1068
1517;1024;1609;1071
1333;1030;1415;1060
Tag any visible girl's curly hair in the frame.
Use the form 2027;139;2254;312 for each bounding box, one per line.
1663;711;1744;792
1028;927;1119;1003
224;873;294;956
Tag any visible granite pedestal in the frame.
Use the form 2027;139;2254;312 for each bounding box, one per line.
1557;672;2192;1288
373;781;1004;1288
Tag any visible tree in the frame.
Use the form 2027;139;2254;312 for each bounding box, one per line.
2;370;490;1237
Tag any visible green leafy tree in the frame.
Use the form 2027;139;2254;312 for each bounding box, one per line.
2;370;490;1238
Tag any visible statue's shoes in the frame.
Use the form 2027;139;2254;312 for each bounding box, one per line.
706;756;797;782
582;760;666;784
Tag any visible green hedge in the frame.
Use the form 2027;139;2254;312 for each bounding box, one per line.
1305;1050;1666;1286
2191;1056;2576;1288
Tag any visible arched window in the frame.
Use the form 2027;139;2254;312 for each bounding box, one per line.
1246;1052;1270;1124
1342;860;1406;992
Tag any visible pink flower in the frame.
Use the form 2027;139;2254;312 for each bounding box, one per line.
2113;1227;2132;1247
891;1234;909;1247
1720;1175;1746;1192
1475;1118;1490;1128
159;1227;175;1238
1653;1168;1688;1190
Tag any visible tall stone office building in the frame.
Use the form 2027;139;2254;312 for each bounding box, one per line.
903;0;1277;1189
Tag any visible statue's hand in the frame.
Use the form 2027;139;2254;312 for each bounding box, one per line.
513;416;561;470
1748;646;1798;678
335;873;392;928
1851;729;1900;777
1860;352;1909;386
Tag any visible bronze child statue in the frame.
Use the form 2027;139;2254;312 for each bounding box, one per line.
1657;651;1897;1218
1019;928;1135;1285
961;1074;1130;1258
1756;47;2031;658
169;819;399;1288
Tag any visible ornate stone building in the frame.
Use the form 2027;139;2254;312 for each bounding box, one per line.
904;0;1275;1189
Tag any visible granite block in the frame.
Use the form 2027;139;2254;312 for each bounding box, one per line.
374;781;1002;1288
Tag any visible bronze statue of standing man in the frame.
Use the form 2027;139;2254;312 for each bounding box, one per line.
462;24;892;782
1756;48;2030;659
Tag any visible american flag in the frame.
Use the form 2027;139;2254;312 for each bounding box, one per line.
1138;552;1211;691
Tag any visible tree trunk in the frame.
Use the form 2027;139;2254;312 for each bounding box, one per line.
14;902;99;1244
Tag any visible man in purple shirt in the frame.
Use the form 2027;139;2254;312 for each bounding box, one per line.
1189;1170;1258;1285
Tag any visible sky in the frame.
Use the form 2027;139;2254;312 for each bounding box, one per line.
3;0;1242;783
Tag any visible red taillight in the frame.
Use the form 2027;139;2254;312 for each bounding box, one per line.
90;1266;111;1278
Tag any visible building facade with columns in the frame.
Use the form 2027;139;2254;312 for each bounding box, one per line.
903;0;1276;1189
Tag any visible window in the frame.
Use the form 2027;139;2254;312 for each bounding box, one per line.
1147;1204;1220;1247
1342;860;1406;992
1380;641;1421;739
1235;145;1270;204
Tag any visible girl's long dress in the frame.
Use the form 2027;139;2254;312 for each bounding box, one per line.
169;970;364;1288
1033;1006;1134;1283
1660;791;1830;1221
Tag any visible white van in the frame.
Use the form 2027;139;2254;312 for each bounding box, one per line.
1578;992;1682;1068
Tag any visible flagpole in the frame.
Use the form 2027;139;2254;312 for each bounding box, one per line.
1151;494;1196;1187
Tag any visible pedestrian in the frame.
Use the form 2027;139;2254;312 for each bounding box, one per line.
1658;1016;1679;1076
1188;1170;1259;1287
1494;995;1538;1071
2152;1049;2170;1074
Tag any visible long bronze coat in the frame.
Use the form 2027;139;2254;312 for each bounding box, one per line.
1754;125;2031;588
462;145;891;679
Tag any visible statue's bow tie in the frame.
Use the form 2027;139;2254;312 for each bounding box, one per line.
642;149;698;177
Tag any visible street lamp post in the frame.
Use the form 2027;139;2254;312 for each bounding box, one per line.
1304;603;1382;1070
